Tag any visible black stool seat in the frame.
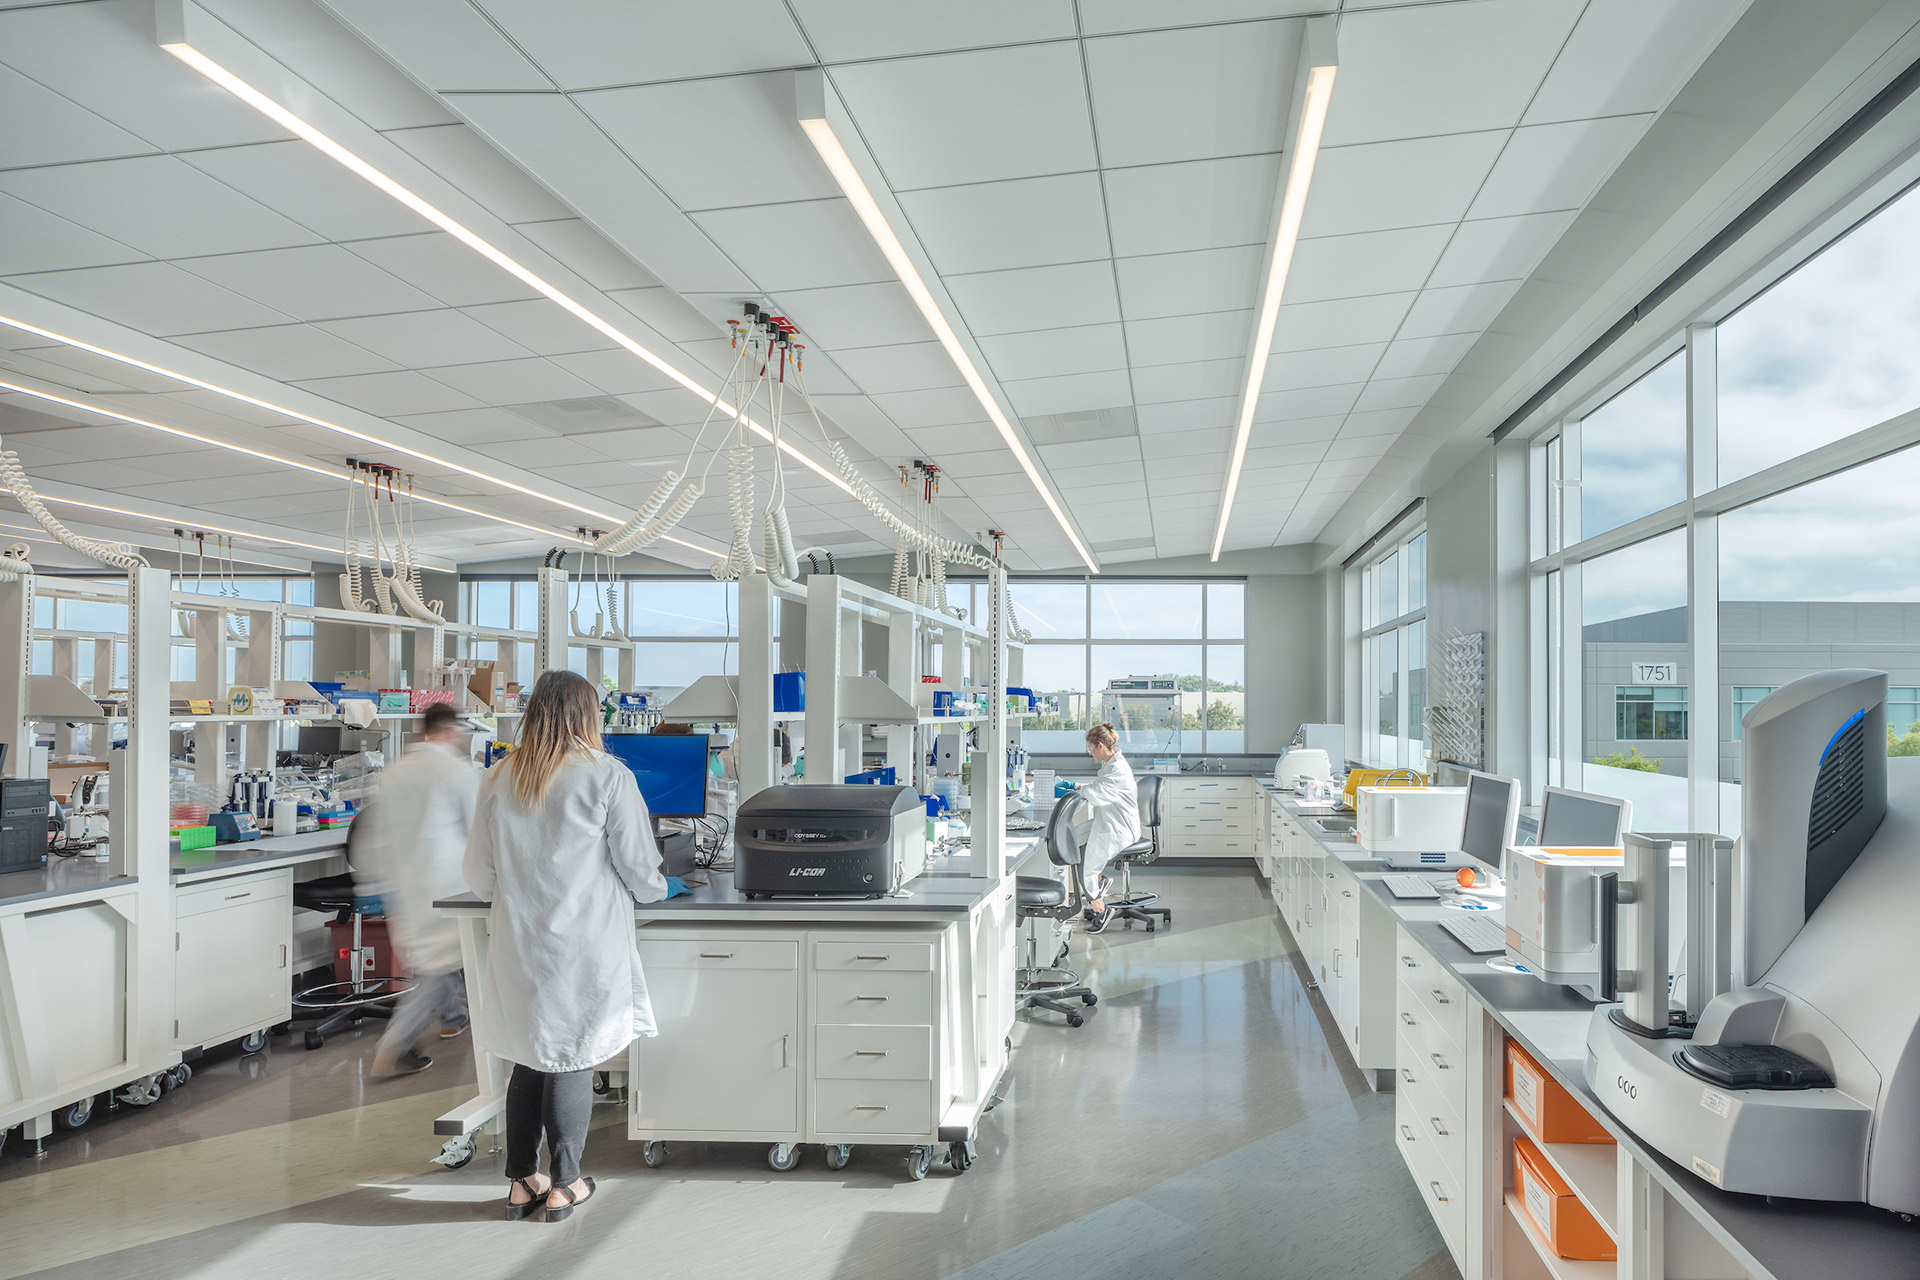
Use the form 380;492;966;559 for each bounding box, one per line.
1017;875;1067;909
1115;838;1154;860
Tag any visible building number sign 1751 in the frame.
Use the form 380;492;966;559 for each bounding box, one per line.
1632;663;1678;685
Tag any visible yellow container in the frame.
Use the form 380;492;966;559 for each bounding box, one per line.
1342;767;1426;806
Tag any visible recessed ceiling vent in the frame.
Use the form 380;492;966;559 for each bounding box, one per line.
1021;406;1138;447
506;396;659;435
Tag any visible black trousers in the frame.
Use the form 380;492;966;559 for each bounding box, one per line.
504;1064;594;1185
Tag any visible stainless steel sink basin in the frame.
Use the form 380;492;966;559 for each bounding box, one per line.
1292;804;1341;816
1311;816;1357;835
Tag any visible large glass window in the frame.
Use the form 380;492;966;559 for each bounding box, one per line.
1581;530;1688;777
1358;527;1426;768
1579;354;1685;538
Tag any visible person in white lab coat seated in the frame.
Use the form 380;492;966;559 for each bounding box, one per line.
354;701;480;1078
462;670;690;1224
1073;721;1141;934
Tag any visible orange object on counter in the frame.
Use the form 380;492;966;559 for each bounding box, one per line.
1341;767;1426;805
1514;1136;1615;1261
1506;1038;1614;1144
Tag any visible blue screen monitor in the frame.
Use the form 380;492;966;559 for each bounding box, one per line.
602;733;709;819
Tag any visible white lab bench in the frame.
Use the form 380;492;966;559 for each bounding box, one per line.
431;835;1035;1180
1256;782;1920;1279
1053;769;1265;863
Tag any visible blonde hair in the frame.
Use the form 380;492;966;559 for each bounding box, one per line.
506;670;601;809
1086;722;1118;750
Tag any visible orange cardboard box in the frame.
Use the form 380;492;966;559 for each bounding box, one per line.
1514;1136;1615;1261
1506;1038;1614;1144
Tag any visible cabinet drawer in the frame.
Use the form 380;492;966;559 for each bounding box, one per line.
1182;815;1252;837
813;1078;934;1138
815;970;935;1024
1396;1017;1467;1120
813;940;933;973
1161;836;1253;858
1396;1040;1466;1188
639;938;797;971
1396;1087;1466;1259
814;1023;933;1082
1168;778;1247;797
175;870;288;919
1409;968;1467;1053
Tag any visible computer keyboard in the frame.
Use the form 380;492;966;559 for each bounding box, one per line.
1439;914;1508;955
1382;874;1442;900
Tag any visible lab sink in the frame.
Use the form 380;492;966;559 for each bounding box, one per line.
1310;816;1357;835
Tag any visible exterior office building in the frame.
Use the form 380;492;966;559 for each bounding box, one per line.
1583;603;1920;780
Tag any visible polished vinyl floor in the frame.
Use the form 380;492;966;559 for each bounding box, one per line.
0;867;1459;1280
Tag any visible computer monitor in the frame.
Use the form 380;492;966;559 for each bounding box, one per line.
602;733;709;820
1459;771;1521;877
1538;786;1632;846
297;725;343;759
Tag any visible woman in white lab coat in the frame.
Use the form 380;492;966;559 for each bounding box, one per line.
1075;722;1141;933
463;670;673;1222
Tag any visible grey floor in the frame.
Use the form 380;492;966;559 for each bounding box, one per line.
0;866;1458;1280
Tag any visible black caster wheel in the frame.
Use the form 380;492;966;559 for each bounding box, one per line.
824;1143;852;1170
1081;993;1097;1006
1122;920;1134;930
444;1141;474;1170
304;1031;325;1050
1164;912;1173;923
55;1096;94;1130
592;1072;609;1096
642;1141;666;1168
1066;1012;1085;1027
171;1064;192;1088
946;1141;974;1174
240;1030;267;1054
1146;923;1156;933
1004;1034;1012;1055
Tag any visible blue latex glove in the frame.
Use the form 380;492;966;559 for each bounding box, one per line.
664;875;692;899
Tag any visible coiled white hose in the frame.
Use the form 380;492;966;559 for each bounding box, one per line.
711;443;758;582
0;543;32;583
0;448;144;569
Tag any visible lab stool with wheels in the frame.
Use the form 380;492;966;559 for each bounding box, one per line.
1014;793;1099;1027
1110;773;1171;932
288;873;413;1050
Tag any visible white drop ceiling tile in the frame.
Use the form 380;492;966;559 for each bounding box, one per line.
574;73;840;211
1037;436;1141;470
463;300;609;357
1287;225;1454;306
291;370;486;418
1079;0;1321;35
1104;154;1280;259
945;261;1121;337
32;458;171;490
1254;380;1362;422
322;0;552;91
577;427;689;465
0;3;292;151
1428;211;1576;290
0;191;145;277
1298;131;1507;239
180;246;440;324
395;407;555;447
8;343;194;396
869;386;985;430
0;61;151;169
423;357;603;406
1131;358;1243;406
170;324;398;382
1114;245;1264;321
1134;396;1235;435
155;389;300;430
899;174;1109;276
830;343;963;396
1086;21;1301;168
1340;406;1421;438
1397;279;1522;341
547;349;685;397
1064;479;1147;507
1374;332;1479;381
978;324;1127;384
1468;115;1651;220
121;448;283;483
769;282;934;350
6;261;295;336
1320;0;1583;147
1248;414;1343;447
690;199;893;292
904;421;1003;454
948;472;1036;499
1144;471;1222;498
319;309;533;368
1524;0;1740;125
1352;374;1446;413
510;221;660;296
611;288;726;344
183;142;428;243
475;437;610;470
1263;343;1384;392
1140;449;1229;479
808;393;916;456
1001;369;1132;419
382;122;573;224
1123;311;1252;369
1312;457;1381;481
619;386;726;427
0;155;320;261
791;0;1075;60
832;43;1096;191
1270;292;1415;353
473;0;811;89
349;233;544;308
1322;434;1395;461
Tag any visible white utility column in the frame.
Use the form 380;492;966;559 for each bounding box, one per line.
123;567;174;1070
535;568;567;678
972;567;1009;880
737;574;776;796
804;574;844;781
838;601;862;777
0;571;29;776
885;610;917;789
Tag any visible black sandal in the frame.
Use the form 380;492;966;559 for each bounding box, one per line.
505;1178;546;1221
544;1176;596;1222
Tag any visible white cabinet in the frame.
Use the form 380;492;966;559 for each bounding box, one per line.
173;869;292;1051
1158;776;1257;860
630;933;802;1140
1393;923;1468;1272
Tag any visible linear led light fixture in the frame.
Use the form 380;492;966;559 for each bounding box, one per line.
155;15;853;505
1211;24;1337;563
26;499;337;559
0;376;588;546
796;72;1098;573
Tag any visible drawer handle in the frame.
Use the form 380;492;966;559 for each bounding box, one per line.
1400;1124;1416;1142
1401;1068;1416;1084
854;955;890;961
1429;989;1451;1005
854;1050;889;1057
225;892;251;901
1429;1181;1450;1204
1400;1012;1416;1026
1401;955;1417;968
854;995;888;1002
855;1104;889;1112
781;1034;789;1067
1430;1053;1451;1071
1429;1116;1450;1137
699;952;734;959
